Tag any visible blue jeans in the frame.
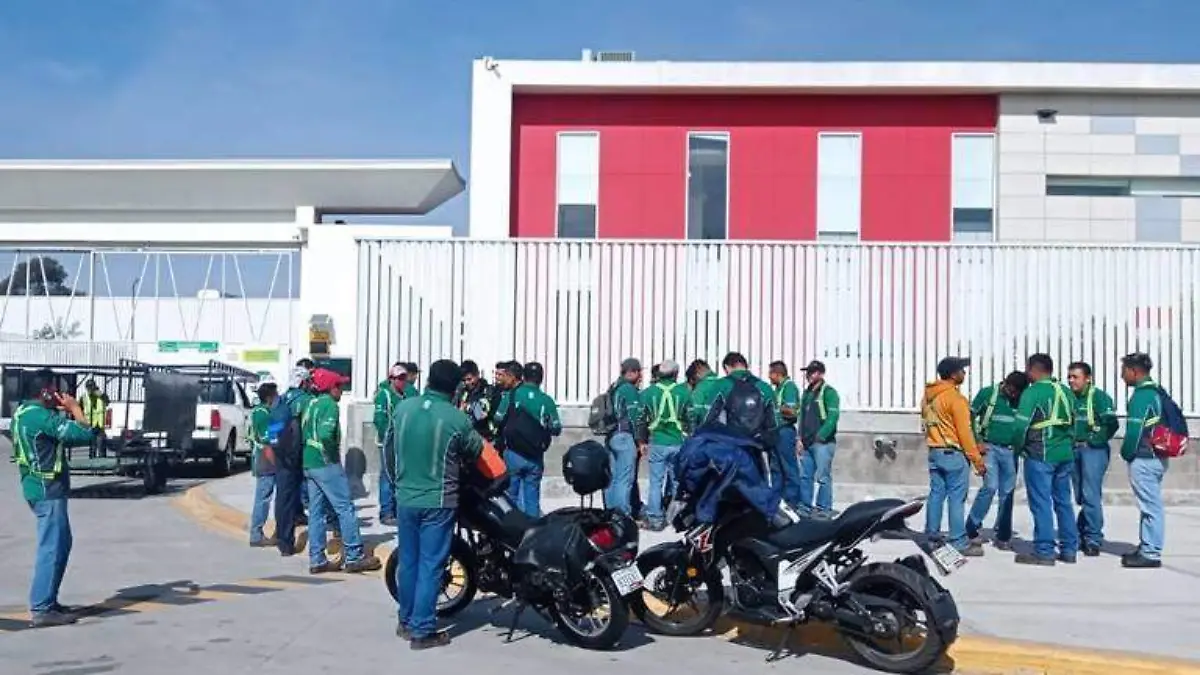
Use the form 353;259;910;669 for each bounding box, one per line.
1129;457;1168;560
994;454;1019;542
604;432;638;516
1024;457;1080;559
925;451;971;550
645;443;681;523
1073;444;1111;548
801;442;837;513
28;498;72;614
249;474;276;544
396;507;455;639
966;444;1017;540
504;450;544;517
378;442;396;520
770;427;803;509
305;464;365;567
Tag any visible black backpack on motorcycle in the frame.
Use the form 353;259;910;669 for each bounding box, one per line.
724;377;768;439
562;440;611;495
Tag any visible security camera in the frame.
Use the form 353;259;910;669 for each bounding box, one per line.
1036;108;1058;123
874;436;897;460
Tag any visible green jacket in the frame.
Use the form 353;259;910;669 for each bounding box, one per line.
301;394;341;469
611;379;649;443
642;378;691;445
248;404;273;476
970;384;1021;447
1013;377;1075;464
372;380;406;445
11;401;94;502
687;374;721;428
773;378;802;427
1072;385;1119;449
495;383;563;436
800;381;840;447
391;390;485;509
286;388;314;418
1121;378;1163;462
699;369;782;436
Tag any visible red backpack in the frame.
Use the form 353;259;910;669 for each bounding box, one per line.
1149;387;1190;458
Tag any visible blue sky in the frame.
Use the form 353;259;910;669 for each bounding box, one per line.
3;0;1200;232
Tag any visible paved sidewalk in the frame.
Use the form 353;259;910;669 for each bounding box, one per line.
211;471;1200;661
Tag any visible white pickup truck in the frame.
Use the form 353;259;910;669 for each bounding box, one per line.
105;377;253;476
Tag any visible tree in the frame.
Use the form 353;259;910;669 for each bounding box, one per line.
0;256;84;296
31;318;84;340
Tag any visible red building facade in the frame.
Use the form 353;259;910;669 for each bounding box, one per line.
509;93;997;241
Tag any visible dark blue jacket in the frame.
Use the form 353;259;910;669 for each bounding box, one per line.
673;426;781;524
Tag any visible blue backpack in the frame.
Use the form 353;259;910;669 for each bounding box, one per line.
270;390;305;468
1151;387;1190;458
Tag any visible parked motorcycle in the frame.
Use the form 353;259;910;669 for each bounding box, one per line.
384;471;642;650
631;495;962;674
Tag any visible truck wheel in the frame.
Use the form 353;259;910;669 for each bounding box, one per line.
214;433;236;477
143;459;168;495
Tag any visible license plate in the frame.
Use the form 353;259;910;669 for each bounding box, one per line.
611;564;645;596
929;543;968;575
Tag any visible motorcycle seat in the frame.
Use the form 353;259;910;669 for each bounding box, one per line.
766;499;906;550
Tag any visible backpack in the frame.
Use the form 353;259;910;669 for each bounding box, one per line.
271;390;304;469
588;385;618;436
501;405;552;459
1150;387;1190;458
724;377;768;439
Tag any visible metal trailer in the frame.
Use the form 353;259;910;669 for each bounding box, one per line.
1;360;199;494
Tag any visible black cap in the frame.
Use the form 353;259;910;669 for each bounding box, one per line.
937;357;971;379
802;360;826;374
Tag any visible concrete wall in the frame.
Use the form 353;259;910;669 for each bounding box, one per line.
998;93;1200;243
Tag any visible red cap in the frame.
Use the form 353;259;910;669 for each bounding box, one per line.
311;368;350;393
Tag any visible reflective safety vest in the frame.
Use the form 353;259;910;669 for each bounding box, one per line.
81;394;107;428
1031;380;1075;430
649;382;682;433
12;404;64;480
976;384;1002;435
1083;386;1097;429
810;383;828;420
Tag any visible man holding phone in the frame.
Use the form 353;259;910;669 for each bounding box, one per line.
12;369;97;627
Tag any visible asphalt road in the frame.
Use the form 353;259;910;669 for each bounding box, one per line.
0;448;893;675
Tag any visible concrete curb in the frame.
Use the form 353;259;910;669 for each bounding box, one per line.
174;482;1200;675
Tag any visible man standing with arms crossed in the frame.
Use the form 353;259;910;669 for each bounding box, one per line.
1012;353;1080;566
640;360;690;530
1067;361;1119;557
12;369;96;627
799;361;840;517
373;363;409;527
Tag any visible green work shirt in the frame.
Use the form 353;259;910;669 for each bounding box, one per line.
773;378;802;427
1071;385;1119;449
687;374;721;428
301;394;341;469
287;388;314;419
1013;377;1075;464
248;404;272;476
1121;379;1164;462
392;390;485;509
372;380;406;445
11;401;94;502
800;382;840;447
970;384;1020;448
699;369;783;433
494;383;563;435
641;378;691;446
611;379;648;442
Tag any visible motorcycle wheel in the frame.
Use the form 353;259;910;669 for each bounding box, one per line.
383;536;479;617
839;562;950;675
631;551;724;636
549;571;630;650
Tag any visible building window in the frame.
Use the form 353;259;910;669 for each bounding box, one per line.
951;133;995;241
556;132;600;238
817;133;862;239
686;132;729;240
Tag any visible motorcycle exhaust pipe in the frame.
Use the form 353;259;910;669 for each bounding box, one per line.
813;601;884;638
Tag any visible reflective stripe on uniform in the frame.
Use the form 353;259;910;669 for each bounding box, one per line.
1031;381;1074;430
649;382;681;432
12;405;63;480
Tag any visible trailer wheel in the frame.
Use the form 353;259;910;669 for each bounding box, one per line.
143;459;168;495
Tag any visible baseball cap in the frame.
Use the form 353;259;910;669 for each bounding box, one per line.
936;357;971;379
311;368;350;393
802;360;826;374
621;358;643;373
388;364;407;379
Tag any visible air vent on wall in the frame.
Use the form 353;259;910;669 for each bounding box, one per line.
581;49;635;62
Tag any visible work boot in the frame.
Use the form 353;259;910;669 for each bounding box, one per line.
396;624;411;640
993;539;1012;551
309;561;341;575
410;631;451;650
50;603;80;615
344;556;382;573
1121;552;1162;569
1014;553;1055;566
1082;544;1101;557
30;611;77;628
960;543;985;557
250;538;276;548
1057;552;1078;564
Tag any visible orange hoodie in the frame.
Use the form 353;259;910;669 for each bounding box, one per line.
922;379;984;470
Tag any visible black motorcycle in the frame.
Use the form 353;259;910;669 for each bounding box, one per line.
631;495;962;674
384;473;642;650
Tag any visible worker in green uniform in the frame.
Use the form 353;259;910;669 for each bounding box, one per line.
12;369;97;627
696;352;781;459
274;366;314;556
640;359;691;530
965;371;1029;550
1118;353;1169;569
301;368;381;575
248;378;278;547
494;361;562;516
799;361;841;516
684;359;720;428
768;361;804;509
1012;353;1079;566
1066;361;1119;557
392;359;486;650
604;358;649;517
373;363;409;527
79;379;108;458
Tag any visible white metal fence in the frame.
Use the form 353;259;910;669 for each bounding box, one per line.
355;239;1200;414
